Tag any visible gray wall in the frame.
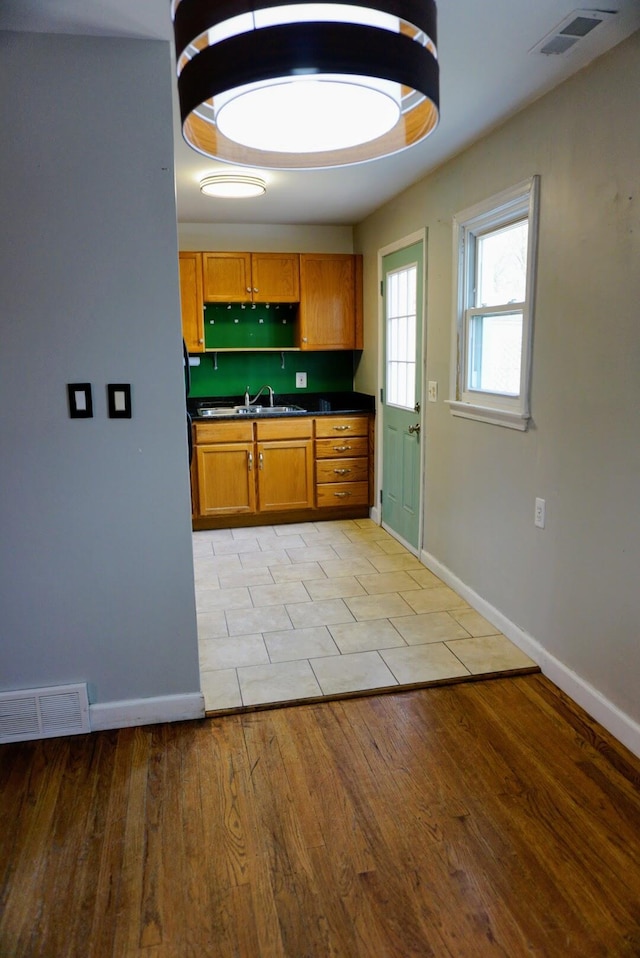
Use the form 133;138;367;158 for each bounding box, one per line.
178;223;354;252
0;32;200;707
355;32;640;730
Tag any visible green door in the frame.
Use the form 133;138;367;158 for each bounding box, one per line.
381;241;424;552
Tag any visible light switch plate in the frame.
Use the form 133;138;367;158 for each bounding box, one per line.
107;383;132;419
295;372;307;388
67;383;93;419
428;381;438;402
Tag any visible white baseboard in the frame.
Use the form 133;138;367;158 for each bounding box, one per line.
90;691;205;731
421;548;640;760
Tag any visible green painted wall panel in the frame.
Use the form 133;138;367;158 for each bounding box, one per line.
204;303;297;349
188;349;355;398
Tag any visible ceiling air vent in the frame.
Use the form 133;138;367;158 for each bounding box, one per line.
530;9;617;56
0;683;90;743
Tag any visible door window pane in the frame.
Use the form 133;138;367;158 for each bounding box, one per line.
386;265;417;409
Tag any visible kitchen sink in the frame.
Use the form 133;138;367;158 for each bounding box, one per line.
196;404;305;417
265;405;305;414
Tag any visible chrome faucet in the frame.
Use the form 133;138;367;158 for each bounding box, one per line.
246;384;274;407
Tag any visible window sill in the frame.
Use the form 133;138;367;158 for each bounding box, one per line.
446;400;530;431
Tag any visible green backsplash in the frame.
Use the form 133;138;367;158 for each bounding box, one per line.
188;349;356;398
204;303;297;349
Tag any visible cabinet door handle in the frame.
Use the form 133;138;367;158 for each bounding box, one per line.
258;452;264;470
253;287;258;293
334;491;351;498
246;287;252;293
248;452;253;471
333;445;351;452
333;424;351;431
334;468;351;475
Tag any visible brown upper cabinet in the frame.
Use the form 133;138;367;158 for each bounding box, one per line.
202;252;300;303
299;253;363;350
179;251;204;352
179;250;363;352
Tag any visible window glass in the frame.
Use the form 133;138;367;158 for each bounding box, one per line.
476;220;528;307
468;312;523;395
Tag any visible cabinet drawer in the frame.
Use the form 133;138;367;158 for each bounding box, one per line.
316;458;368;484
316;482;369;507
315;416;368;438
256;418;312;440
316;436;368;459
194;421;253;443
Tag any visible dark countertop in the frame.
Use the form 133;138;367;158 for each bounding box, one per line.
188;391;375;421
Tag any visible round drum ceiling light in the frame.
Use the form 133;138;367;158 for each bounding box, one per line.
172;0;439;170
199;174;266;198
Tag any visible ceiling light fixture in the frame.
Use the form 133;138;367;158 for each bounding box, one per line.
199;173;267;198
172;0;439;169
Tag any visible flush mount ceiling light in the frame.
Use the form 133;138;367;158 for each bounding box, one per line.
171;0;439;169
200;173;267;198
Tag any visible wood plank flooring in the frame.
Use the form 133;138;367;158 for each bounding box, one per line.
1;674;640;957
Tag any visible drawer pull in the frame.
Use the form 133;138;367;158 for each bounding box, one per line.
333;424;351;431
334;491;351;499
333;445;352;452
334;468;351;476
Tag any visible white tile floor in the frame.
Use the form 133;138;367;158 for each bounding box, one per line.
194;518;537;713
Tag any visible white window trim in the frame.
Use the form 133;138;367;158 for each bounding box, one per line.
447;176;540;431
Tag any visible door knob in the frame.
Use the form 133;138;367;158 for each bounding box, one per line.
408;422;421;435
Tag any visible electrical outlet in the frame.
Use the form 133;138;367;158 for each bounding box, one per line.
428;381;438;402
295;372;307;388
534;497;546;529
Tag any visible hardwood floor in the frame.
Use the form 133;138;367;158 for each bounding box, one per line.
1;674;639;957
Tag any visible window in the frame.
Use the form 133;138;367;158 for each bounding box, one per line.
386;263;417;409
449;176;539;430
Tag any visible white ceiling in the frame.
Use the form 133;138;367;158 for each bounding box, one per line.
2;1;639;226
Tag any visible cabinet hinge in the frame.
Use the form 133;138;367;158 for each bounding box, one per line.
380;490;383;504
380;387;384;404
380;280;384;296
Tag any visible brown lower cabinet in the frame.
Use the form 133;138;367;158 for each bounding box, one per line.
192;413;373;528
195;423;256;518
314;415;370;508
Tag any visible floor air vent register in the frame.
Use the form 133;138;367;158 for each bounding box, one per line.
0;683;90;743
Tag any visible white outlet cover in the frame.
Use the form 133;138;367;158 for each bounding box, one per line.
296;372;307;388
